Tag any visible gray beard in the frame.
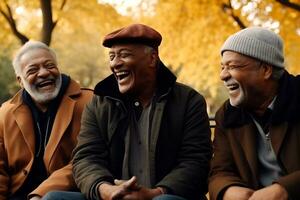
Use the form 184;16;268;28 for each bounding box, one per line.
21;75;62;104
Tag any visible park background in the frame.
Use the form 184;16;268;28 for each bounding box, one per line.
0;0;299;116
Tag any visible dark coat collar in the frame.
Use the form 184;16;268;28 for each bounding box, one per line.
223;71;300;128
94;61;176;101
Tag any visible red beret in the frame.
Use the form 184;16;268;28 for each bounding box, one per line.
102;24;162;48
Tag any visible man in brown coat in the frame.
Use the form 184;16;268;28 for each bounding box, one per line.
0;41;93;200
209;27;300;200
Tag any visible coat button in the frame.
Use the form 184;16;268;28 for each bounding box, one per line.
22;169;28;175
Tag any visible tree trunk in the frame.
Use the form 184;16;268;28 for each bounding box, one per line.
40;0;55;45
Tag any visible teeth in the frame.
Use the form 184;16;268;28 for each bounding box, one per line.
225;83;238;90
37;80;53;87
116;71;129;76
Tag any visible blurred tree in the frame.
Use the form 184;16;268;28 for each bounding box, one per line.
0;0;299;114
0;16;21;104
0;0;132;103
276;0;300;11
51;0;132;87
141;0;300;115
0;51;19;105
142;0;235;114
0;0;67;45
222;0;300;74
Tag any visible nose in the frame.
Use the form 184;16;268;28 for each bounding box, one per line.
110;56;123;71
37;66;50;77
220;68;231;81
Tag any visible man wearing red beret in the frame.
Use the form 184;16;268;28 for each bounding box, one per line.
45;24;212;200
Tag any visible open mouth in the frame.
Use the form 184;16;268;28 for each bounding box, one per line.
115;71;130;81
36;79;55;89
225;83;240;93
227;83;239;91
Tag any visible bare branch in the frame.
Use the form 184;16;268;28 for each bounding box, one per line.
4;0;14;21
276;0;300;12
221;0;246;29
60;0;67;10
0;6;11;22
0;1;29;44
53;0;68;28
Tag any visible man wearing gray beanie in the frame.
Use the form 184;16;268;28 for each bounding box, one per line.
209;27;300;200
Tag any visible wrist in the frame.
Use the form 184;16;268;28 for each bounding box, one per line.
98;182;113;199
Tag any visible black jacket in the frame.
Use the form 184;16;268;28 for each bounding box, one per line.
73;62;212;200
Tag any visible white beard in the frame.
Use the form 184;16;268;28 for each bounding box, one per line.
21;75;62;104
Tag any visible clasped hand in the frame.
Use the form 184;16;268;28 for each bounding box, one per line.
223;184;288;200
98;176;161;200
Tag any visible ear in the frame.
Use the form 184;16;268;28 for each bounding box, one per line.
262;63;273;79
149;50;159;68
16;76;24;88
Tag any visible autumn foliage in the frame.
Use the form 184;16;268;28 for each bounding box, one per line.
0;0;299;114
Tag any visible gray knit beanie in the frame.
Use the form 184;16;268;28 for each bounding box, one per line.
221;27;284;68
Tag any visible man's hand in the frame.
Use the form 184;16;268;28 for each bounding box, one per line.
98;176;138;200
114;178;141;190
114;177;162;200
223;186;254;200
249;183;288;200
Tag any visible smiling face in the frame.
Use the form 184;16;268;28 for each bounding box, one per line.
109;43;157;98
220;51;269;109
17;48;62;106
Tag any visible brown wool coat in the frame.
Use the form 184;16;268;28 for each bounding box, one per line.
0;79;93;199
209;72;300;200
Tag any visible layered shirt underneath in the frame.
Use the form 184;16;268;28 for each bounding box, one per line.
122;98;155;188
250;97;284;187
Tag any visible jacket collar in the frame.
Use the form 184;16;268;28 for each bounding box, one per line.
10;76;82;160
223;71;300;128
94;61;177;101
10;74;81;108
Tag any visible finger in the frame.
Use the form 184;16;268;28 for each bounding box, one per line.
123;176;137;189
114;179;126;185
127;176;142;190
